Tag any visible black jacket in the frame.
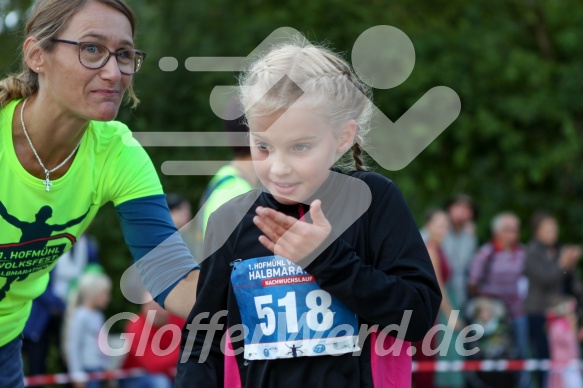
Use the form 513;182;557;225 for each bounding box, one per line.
176;171;441;387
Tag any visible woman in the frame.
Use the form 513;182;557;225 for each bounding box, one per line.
0;1;199;385
416;210;464;388
524;211;582;387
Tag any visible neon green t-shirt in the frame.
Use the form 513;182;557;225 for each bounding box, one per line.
201;165;254;233
189;165;253;260
0;99;163;346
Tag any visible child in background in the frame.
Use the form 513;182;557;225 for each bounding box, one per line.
547;296;583;388
176;40;441;387
120;292;185;388
63;273;111;388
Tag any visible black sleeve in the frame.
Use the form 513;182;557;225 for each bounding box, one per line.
176;211;231;388
305;178;441;342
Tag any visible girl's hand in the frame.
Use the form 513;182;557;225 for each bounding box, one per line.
253;199;331;265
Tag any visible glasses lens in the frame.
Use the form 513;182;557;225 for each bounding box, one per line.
116;50;136;74
115;50;144;74
79;43;109;69
134;52;145;73
78;42;145;74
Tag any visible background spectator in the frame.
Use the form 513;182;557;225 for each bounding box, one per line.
192;98;257;259
22;233;101;384
63;273;112;388
442;194;477;309
166;194;192;231
120;292;185;388
524;211;582;387
468;212;529;387
546;296;583;388
166;193;194;254
426;210;465;388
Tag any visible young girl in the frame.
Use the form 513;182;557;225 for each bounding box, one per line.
63;273;111;388
547;296;583;388
176;41;441;387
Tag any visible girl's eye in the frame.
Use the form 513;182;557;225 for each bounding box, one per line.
292;144;311;152
256;143;271;152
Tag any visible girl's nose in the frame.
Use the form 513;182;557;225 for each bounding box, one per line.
270;153;292;176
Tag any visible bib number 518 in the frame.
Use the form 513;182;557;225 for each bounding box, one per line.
254;290;334;335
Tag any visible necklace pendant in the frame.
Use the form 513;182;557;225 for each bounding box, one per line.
43;172;53;192
20;98;81;192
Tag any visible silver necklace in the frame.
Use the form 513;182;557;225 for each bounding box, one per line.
20;97;81;192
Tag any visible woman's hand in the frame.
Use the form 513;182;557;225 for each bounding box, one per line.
253;199;331;265
559;245;582;270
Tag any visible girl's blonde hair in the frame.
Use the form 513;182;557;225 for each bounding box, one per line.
68;272;112;308
62;272;111;361
239;41;373;171
0;0;139;109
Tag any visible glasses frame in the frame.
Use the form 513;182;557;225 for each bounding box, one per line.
51;38;147;75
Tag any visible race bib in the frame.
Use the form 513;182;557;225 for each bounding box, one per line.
231;255;360;360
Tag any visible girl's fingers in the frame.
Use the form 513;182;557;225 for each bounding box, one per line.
256;206;298;229
253;216;281;244
256;210;291;238
258;234;291;258
258;235;276;253
309;199;330;228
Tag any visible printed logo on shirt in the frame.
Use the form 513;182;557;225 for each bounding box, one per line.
0;202;90;301
231;255;360;360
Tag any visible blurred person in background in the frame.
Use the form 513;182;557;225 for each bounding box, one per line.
442;194;477;309
468;212;529;387
63;272;112;388
120;292;185;388
199;98;257;230
166;194;192;231
192;98;257;258
524;211;582;388
546;296;583;388
22;233;101;385
166;193;194;253
423;209;465;388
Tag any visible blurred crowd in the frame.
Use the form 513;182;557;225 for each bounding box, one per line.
415;194;583;388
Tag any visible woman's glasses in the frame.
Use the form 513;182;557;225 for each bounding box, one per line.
51;39;146;75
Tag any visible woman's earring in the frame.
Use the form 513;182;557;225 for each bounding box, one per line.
36;68;40;71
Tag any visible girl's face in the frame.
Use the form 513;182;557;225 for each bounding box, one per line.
93;287;111;310
249;107;354;205
38;1;133;121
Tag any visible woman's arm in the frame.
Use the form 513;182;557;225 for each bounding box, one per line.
165;270;200;318
115;195;199;317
